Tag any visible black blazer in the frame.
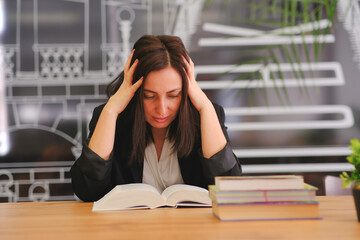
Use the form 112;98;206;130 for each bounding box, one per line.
71;103;242;202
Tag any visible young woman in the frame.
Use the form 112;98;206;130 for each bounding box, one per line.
71;35;241;202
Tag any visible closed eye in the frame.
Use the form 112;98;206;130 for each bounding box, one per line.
144;94;155;99
143;89;181;99
168;93;181;98
168;91;181;98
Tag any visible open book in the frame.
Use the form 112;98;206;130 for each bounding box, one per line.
92;183;212;211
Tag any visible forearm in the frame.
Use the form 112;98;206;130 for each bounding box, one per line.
88;50;142;160
71;160;113;202
199;100;227;158
88;105;118;160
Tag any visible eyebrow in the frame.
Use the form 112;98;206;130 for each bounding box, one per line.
144;88;181;94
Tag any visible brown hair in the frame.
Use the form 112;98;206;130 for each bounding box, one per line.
106;35;199;164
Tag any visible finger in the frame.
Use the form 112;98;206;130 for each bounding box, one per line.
182;56;190;68
189;57;194;67
182;58;191;77
124;49;135;71
131;77;143;91
123;59;139;86
184;55;194;70
183;56;195;77
128;59;139;77
182;57;195;83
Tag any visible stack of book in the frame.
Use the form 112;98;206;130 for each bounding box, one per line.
209;175;321;221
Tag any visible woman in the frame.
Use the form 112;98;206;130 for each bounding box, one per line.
71;35;241;202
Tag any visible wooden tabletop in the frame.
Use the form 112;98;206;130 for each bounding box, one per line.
0;196;359;240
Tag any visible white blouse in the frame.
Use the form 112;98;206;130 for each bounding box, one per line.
142;138;184;193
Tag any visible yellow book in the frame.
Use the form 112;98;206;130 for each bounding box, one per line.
215;175;304;191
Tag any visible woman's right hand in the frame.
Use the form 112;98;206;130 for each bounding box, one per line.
105;50;143;115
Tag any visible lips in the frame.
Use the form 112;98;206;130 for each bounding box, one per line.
153;116;169;123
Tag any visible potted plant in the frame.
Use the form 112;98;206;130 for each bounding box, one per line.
340;138;360;221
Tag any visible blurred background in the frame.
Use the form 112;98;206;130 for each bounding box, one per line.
0;0;359;202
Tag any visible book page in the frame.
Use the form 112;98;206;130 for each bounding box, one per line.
92;183;166;211
162;184;211;207
117;183;161;193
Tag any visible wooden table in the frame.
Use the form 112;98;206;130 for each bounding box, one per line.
0;196;359;240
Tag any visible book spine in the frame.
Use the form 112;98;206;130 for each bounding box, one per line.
213;213;323;221
210;190;316;204
215;201;319;206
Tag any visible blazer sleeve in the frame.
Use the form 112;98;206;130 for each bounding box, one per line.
70;104;116;202
199;103;242;181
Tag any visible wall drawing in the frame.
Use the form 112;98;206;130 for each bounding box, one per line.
0;0;359;201
0;0;206;202
338;0;360;71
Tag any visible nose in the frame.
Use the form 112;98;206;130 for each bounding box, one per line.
156;97;167;116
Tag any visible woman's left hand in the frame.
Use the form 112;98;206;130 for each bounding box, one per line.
183;56;210;112
183;56;227;158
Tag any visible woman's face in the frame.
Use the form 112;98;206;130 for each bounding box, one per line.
143;66;182;131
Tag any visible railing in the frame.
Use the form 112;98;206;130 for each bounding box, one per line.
33;44;85;79
0;162;75;202
1;45;18;79
101;44;125;77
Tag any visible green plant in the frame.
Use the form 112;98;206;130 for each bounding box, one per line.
206;0;338;106
340;139;360;188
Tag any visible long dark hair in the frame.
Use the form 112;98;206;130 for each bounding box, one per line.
106;35;200;164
